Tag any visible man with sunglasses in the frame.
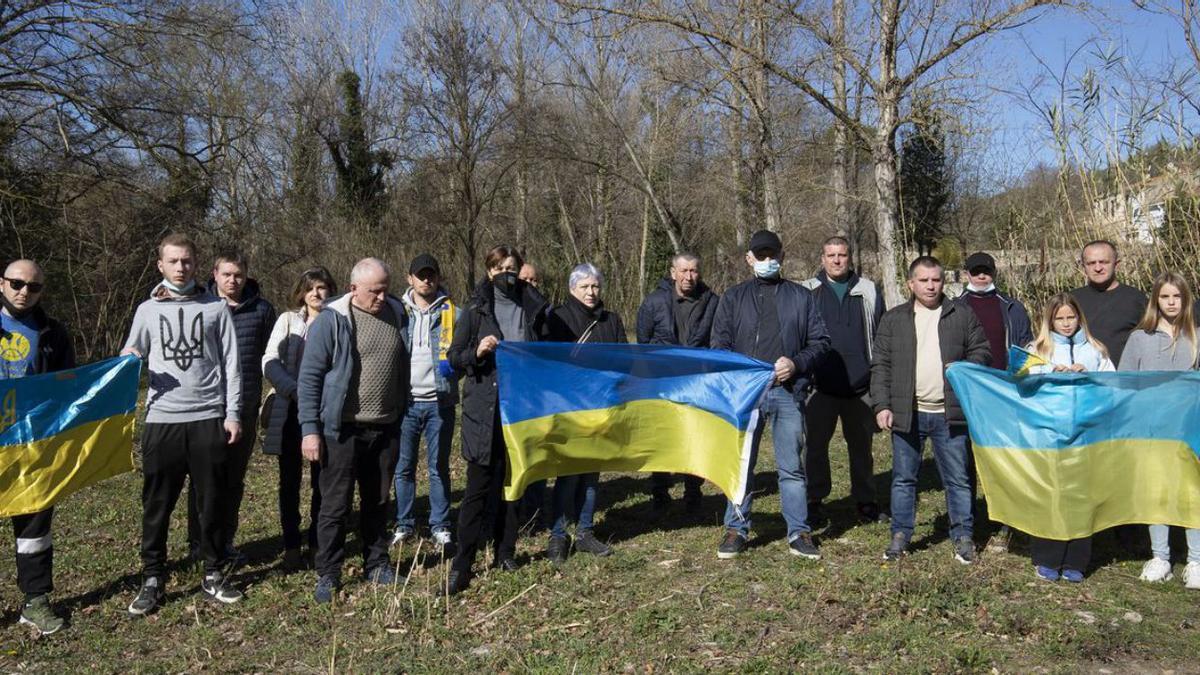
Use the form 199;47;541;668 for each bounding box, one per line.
2;259;75;634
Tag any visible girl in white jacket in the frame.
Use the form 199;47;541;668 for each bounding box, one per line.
1025;293;1113;583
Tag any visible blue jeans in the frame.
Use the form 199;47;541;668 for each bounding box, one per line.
394;402;455;533
550;473;598;539
889;411;973;541
723;386;810;541
1149;525;1200;563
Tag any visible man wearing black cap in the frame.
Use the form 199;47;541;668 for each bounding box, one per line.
392;254;461;551
954;252;1032;371
954;251;1031;551
710;230;831;560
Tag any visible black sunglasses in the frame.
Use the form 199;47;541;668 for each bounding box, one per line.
3;277;44;293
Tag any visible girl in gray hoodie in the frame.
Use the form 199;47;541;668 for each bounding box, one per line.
1118;271;1200;589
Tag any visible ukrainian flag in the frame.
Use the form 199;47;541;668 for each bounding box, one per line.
0;355;140;517
946;362;1200;539
497;343;774;503
1007;345;1050;377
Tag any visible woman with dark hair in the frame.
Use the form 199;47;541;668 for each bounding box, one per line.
447;246;552;594
545;263;626;564
262;266;336;570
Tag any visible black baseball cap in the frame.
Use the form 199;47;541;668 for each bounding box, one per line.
748;230;783;254
409;253;440;275
964;252;996;275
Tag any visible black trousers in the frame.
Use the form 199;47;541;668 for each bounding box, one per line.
141;419;228;577
187;411;258;554
452;428;519;576
650;472;703;496
12;508;54;598
314;424;397;579
1030;536;1092;573
278;406;321;551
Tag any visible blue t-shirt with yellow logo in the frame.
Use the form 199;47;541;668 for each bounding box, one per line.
1;311;39;379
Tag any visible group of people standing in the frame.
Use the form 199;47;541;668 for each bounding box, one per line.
1;230;1196;635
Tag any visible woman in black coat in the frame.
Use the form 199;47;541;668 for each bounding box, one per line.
447;246;551;594
544;263;626;565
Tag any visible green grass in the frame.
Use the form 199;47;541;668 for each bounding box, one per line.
1;426;1197;672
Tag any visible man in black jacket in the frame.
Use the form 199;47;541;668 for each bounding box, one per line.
188;249;277;567
1;259;75;634
801;236;886;527
871;256;990;564
636;252;719;512
711;230;831;560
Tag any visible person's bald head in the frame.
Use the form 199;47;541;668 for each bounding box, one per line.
2;259;45;313
349;257;391;314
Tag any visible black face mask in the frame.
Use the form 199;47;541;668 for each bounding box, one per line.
492;271;519;297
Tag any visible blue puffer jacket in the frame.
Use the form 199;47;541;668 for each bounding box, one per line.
207;278;276;419
710;276;831;399
635;277;719;347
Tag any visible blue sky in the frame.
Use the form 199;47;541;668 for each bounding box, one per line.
983;2;1191;181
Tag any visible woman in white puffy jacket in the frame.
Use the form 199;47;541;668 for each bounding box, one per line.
261;267;336;571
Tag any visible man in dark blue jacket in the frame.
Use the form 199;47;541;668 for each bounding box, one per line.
800;236;886;527
188;250;276;568
711;230;831;560
636;252;719;512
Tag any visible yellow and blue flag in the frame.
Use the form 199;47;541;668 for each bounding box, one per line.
497;343;774;503
946;362;1200;539
0;355;141;517
1007;345;1050;377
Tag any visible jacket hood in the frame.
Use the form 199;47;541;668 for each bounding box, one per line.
402;287;451;314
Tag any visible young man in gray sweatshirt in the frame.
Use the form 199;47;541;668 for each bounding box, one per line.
121;233;244;614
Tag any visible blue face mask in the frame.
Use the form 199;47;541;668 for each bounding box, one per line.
753;258;781;279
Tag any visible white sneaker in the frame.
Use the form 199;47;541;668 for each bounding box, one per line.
1183;561;1200;590
390;529;414;547
432;530;453;547
1139;557;1173;583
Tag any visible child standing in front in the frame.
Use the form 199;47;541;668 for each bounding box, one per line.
1118;271;1200;589
1025;293;1114;582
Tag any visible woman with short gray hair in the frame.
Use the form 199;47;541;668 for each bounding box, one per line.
545;263;627;564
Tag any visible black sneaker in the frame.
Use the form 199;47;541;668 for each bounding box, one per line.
314;574;340;604
788;533;821;560
883;532;909;561
495;557;519;572
546;535;570;564
717;529;748;559
574;532;613;557
446;570;469;596
953;536;975;565
807;501;828;529
128;577;163;616
282;548;304;572
202;571;243;604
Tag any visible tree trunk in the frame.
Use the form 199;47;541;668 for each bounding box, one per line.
874;0;903;308
831;0;851;236
754;8;779;232
639;194;650;296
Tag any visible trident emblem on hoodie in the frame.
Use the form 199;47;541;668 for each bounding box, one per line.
160;308;204;371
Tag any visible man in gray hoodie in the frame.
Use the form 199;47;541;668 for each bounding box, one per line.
121;233;244;614
392;254;459;550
